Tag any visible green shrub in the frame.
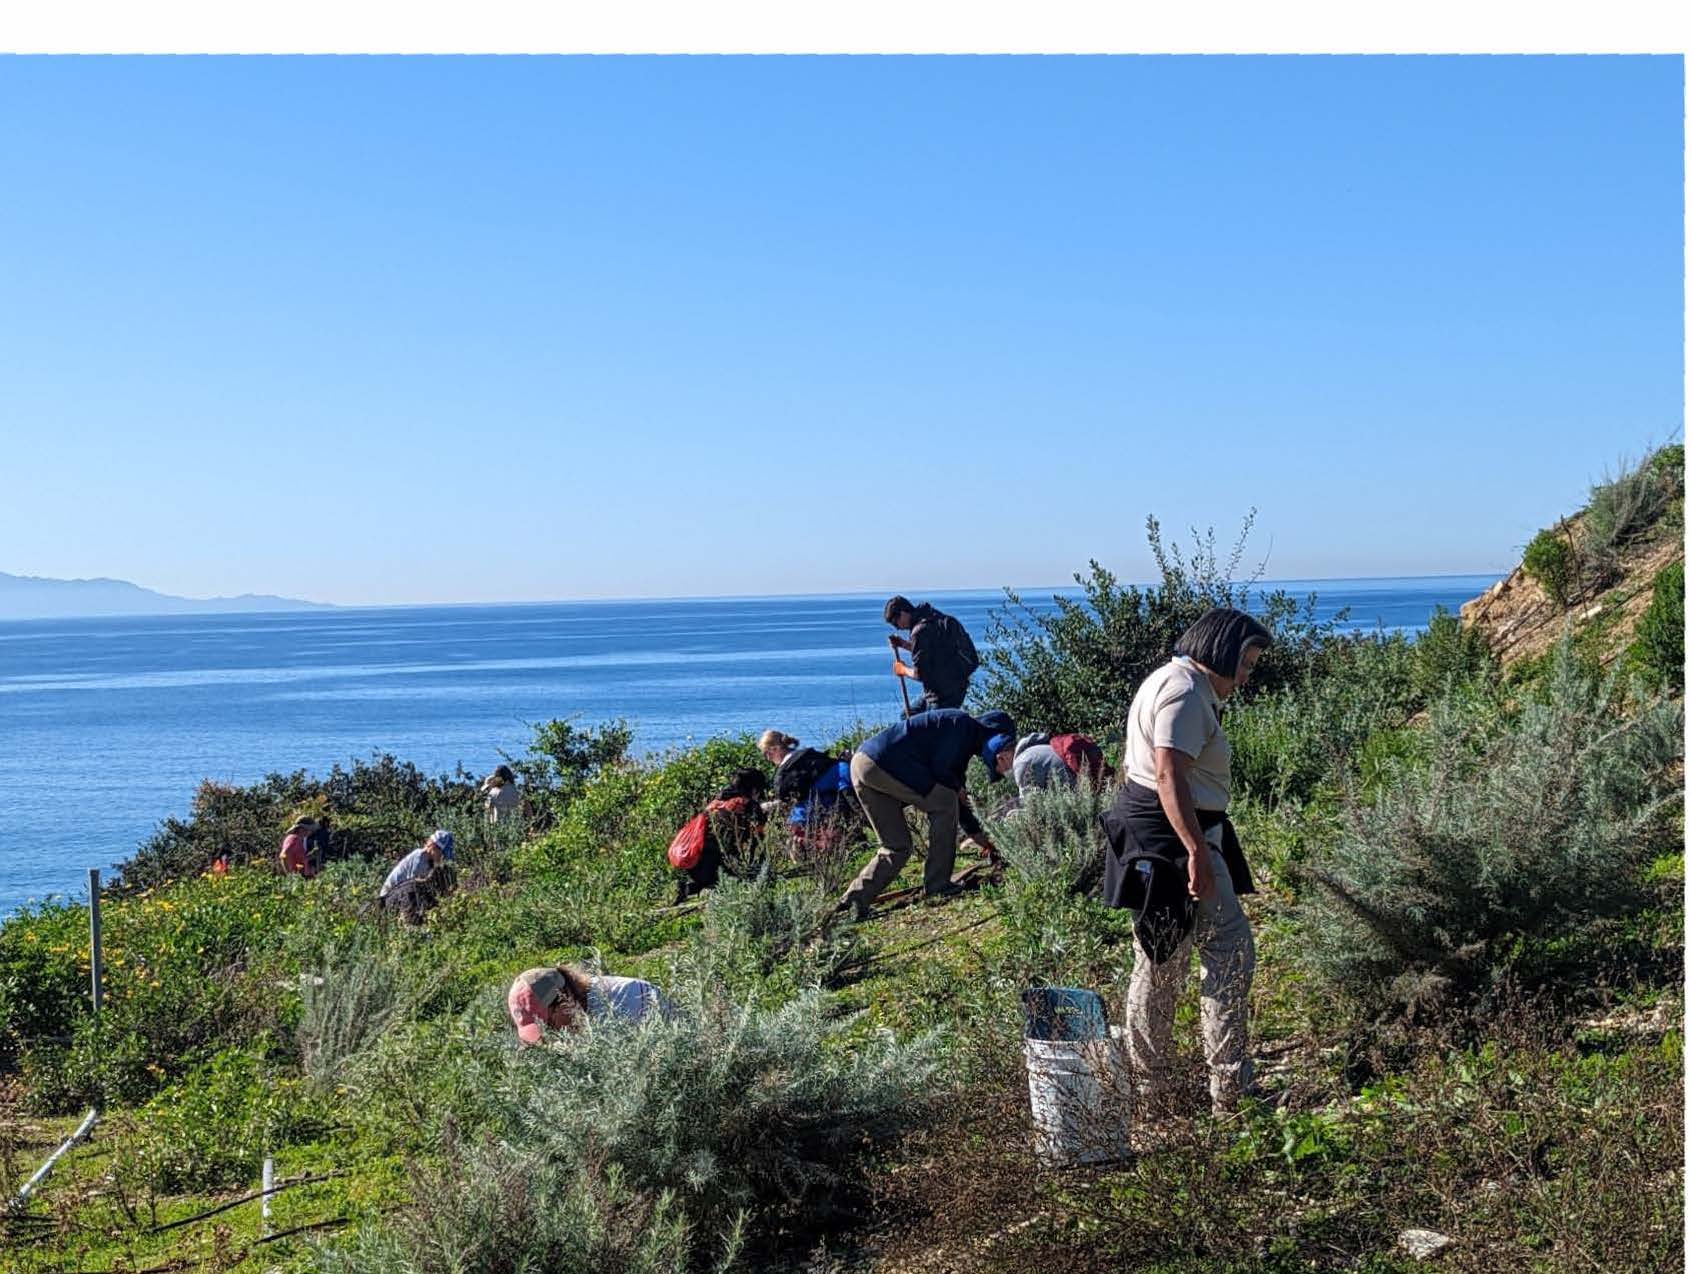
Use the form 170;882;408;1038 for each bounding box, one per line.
319;1140;707;1274
1629;560;1684;694
508;735;774;955
116;720;633;891
19;1015;153;1112
1227;634;1421;806
117;752;485;890
118;1047;325;1195
296;934;451;1089
694;868;857;992
979;511;1347;740
1585;446;1683;572
1412;605;1496;701
324;974;940;1270
535;989;936;1218
1523;526;1577;604
505;717;635;831
0;899;90;1071
990;779;1132;989
7;869;302;1110
992;776;1110;897
1297;643;1684;1016
1650;441;1685;479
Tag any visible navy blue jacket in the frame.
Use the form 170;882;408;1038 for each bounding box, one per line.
858;708;1014;798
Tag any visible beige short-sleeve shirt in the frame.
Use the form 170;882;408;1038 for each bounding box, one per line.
1123;656;1231;810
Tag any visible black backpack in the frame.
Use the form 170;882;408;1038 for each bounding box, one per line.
775;747;841;801
936;612;979;677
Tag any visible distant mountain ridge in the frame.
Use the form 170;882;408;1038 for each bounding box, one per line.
0;570;329;620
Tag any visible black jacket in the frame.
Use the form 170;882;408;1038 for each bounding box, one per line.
1099;781;1255;962
774;747;840;802
908;603;978;703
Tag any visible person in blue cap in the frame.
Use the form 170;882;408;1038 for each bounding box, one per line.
837;708;1014;918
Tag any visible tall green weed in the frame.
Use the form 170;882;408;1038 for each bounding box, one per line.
979;512;1344;739
1584;445;1683;576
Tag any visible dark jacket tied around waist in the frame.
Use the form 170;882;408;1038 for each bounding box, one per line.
1099;781;1255;962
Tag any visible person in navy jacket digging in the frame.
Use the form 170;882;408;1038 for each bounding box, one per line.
837;708;1014;919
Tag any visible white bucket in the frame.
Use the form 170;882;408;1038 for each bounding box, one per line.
1024;1025;1132;1166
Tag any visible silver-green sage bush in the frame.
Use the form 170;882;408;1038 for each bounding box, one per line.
1297;642;1683;1016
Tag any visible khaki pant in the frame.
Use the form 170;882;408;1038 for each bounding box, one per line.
1124;830;1255;1113
840;752;960;911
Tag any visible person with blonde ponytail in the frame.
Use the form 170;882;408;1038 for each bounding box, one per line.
760;729;859;846
757;729;801;772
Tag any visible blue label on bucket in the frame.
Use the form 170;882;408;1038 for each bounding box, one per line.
1021;986;1107;1042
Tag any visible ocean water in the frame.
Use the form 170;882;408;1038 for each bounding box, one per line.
0;577;1494;914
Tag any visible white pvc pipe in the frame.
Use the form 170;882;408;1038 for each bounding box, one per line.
261;1157;274;1234
9;1107;99;1212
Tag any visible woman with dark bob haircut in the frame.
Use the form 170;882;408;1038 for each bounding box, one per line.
1101;607;1272;1118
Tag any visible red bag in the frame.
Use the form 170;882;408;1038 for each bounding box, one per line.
668;812;710;871
1050;734;1108;785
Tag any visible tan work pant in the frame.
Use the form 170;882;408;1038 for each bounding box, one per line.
840;751;960;910
1124;828;1256;1113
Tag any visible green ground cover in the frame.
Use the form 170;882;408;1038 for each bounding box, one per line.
1;503;1682;1272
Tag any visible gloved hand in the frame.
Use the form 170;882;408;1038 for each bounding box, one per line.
892;660;916;679
888;634;913;652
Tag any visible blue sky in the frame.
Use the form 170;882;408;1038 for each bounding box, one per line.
0;55;1681;605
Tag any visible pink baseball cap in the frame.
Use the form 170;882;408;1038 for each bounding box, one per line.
508;967;568;1045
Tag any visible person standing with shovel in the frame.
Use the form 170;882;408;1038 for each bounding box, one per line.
884;595;979;715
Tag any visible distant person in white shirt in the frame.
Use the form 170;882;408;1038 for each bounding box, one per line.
378;829;454;924
506;964;672;1045
481;765;522;823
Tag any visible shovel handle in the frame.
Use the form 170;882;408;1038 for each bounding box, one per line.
888;633;914;715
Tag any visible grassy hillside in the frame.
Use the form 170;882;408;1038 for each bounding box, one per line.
1;507;1682;1273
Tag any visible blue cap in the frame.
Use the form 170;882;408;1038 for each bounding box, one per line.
980;733;1014;780
429;829;455;860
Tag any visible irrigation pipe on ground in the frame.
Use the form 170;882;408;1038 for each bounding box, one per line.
145;1171;346;1234
6;1106;98;1214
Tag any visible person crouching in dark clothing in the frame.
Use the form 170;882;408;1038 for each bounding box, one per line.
838;708;1013;918
673;768;769;904
884;595;980;713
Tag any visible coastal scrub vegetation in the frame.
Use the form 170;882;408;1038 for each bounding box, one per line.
1631;559;1685;693
978;510;1344;739
1519;443;1684;610
1522;525;1577;604
0;501;1682;1272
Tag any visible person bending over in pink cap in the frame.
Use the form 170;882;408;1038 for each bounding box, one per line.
507;964;671;1046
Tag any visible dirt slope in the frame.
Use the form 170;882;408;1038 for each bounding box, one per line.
1460;510;1683;668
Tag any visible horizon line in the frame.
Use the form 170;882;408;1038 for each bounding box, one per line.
338;570;1509;610
28;568;1506;617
